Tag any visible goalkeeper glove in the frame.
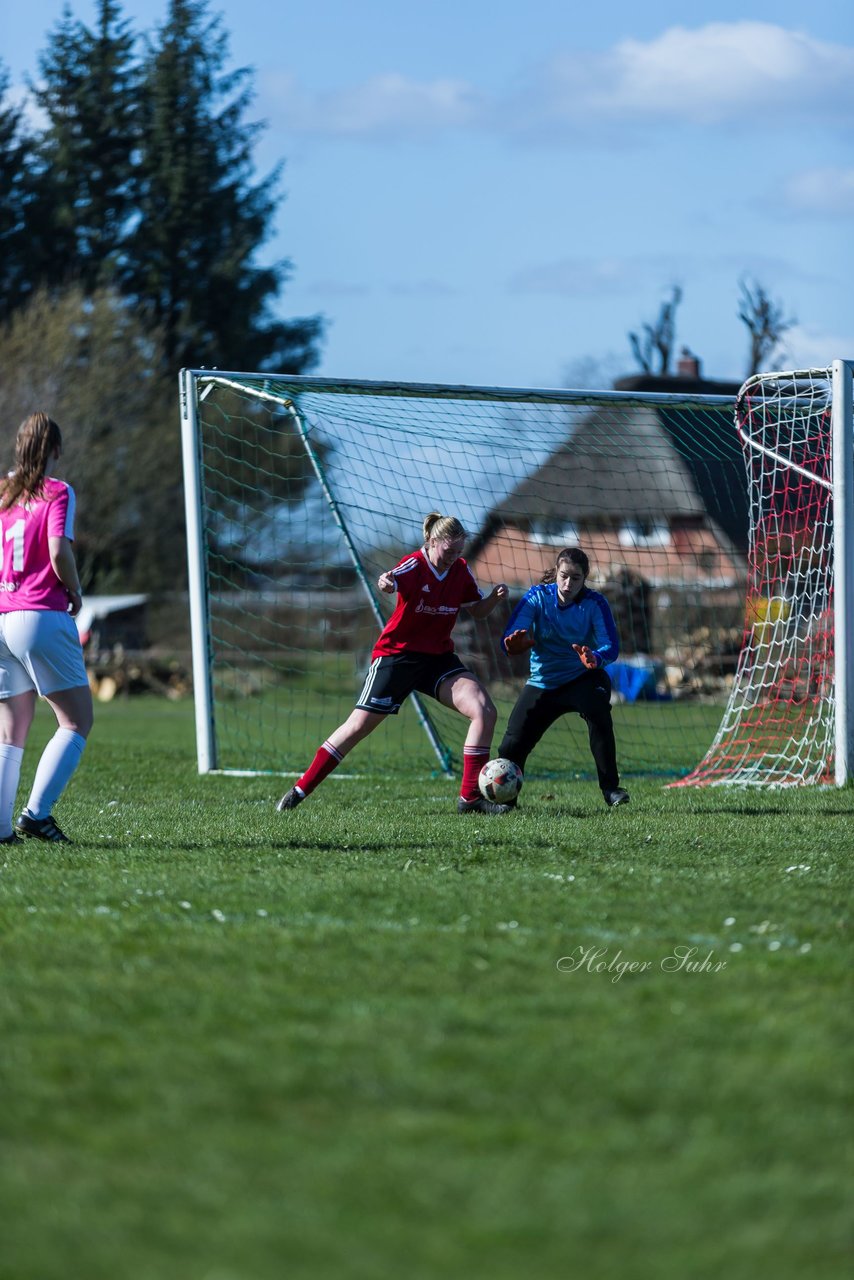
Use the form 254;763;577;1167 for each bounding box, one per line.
504;629;534;656
572;643;599;670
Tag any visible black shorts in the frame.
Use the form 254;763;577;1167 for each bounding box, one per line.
355;651;471;715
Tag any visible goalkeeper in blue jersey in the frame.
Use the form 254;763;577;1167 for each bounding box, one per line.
498;546;629;808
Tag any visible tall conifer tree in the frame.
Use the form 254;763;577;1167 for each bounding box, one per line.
29;0;139;292
0;64;35;320
129;0;321;371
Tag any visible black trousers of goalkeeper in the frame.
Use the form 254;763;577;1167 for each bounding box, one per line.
498;669;621;795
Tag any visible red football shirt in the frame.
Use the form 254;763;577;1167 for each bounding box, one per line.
372;548;483;657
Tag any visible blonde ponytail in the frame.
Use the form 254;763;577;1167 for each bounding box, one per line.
423;512;466;545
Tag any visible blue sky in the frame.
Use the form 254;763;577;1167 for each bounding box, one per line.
4;0;853;388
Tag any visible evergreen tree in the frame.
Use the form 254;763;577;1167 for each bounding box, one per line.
0;63;36;321
128;0;322;371
28;0;139;294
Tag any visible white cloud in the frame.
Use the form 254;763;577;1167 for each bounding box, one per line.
710;252;822;287
388;280;457;297
780;167;854;216
783;325;854;369
537;23;854;128
508;257;646;296
508;250;771;297
262;70;482;139
262;24;854;142
303;279;372;297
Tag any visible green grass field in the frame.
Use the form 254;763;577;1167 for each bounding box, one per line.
1;698;851;1280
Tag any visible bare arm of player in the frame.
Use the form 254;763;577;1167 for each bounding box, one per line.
48;535;83;617
465;582;508;620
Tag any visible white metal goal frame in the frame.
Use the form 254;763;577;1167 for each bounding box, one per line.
178;362;853;785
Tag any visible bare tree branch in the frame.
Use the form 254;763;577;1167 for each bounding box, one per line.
628;286;683;375
738;277;796;377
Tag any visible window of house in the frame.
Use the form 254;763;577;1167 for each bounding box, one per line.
529;520;579;545
618;521;671;548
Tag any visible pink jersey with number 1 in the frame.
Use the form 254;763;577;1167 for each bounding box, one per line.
0;478;76;612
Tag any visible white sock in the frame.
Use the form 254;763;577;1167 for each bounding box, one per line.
0;743;24;837
24;729;87;820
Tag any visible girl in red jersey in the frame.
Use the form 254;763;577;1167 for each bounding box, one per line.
0;412;93;844
277;512;512;814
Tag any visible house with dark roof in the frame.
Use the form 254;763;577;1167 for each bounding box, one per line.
466;357;748;659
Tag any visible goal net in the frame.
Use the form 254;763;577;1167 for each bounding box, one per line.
677;364;851;787
180;369;759;783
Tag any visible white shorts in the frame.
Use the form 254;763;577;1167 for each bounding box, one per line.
0;610;88;699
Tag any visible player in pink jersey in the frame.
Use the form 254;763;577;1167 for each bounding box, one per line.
277;512;513;815
0;412;93;843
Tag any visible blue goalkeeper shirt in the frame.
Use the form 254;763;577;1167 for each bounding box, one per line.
502;583;620;688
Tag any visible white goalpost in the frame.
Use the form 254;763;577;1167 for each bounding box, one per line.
178;362;853;786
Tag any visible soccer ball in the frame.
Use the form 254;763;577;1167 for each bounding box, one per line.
478;757;523;804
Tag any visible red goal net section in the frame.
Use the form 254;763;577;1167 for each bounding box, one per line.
677;361;854;787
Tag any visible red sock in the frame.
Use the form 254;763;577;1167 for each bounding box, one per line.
296;741;344;797
460;746;490;802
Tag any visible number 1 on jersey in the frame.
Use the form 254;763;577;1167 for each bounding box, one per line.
5;518;24;572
